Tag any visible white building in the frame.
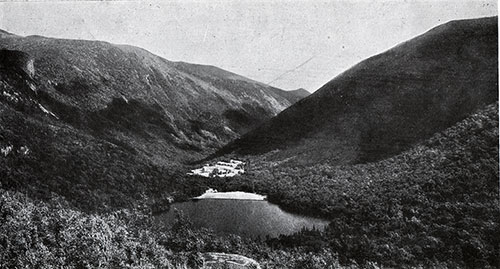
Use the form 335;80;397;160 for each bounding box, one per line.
187;159;245;178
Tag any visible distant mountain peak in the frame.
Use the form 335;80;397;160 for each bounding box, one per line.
289;88;310;97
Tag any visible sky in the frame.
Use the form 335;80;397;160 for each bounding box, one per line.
0;0;497;92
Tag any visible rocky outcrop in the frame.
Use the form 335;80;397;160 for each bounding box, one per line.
202;252;261;269
0;49;59;118
0;49;35;79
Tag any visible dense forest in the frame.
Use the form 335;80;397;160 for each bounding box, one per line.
1;90;498;268
202;103;500;268
1;187;361;268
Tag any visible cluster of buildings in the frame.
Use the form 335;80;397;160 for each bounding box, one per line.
187;159;245;178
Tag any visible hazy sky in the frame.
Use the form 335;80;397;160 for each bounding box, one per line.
0;0;497;91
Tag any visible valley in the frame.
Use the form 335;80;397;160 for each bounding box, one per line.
0;13;498;269
0;29;306;166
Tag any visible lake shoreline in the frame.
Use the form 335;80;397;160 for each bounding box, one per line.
156;191;329;239
193;190;267;200
192;198;266;201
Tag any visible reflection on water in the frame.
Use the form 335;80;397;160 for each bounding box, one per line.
156;197;329;238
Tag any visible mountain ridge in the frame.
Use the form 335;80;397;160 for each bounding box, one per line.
217;16;498;165
0;31;307;163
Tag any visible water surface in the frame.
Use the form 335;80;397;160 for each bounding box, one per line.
156;194;329;238
194;190;266;200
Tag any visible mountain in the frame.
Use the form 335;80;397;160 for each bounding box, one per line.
0;48;169;210
0;31;302;164
169;62;308;104
218;17;498;165
0;31;307;210
287;88;310;99
243;101;499;267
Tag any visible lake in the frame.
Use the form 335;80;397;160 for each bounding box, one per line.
155;192;329;238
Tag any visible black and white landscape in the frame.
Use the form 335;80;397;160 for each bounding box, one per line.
0;2;498;268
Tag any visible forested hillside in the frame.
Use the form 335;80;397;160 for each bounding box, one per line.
0;30;301;164
219;17;498;166
207;102;499;268
0;26;308;212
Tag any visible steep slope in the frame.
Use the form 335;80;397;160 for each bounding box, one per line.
246;102;499;267
0;31;300;163
0;50;173;211
169;61;304;105
0;49;41;113
219;17;498;165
